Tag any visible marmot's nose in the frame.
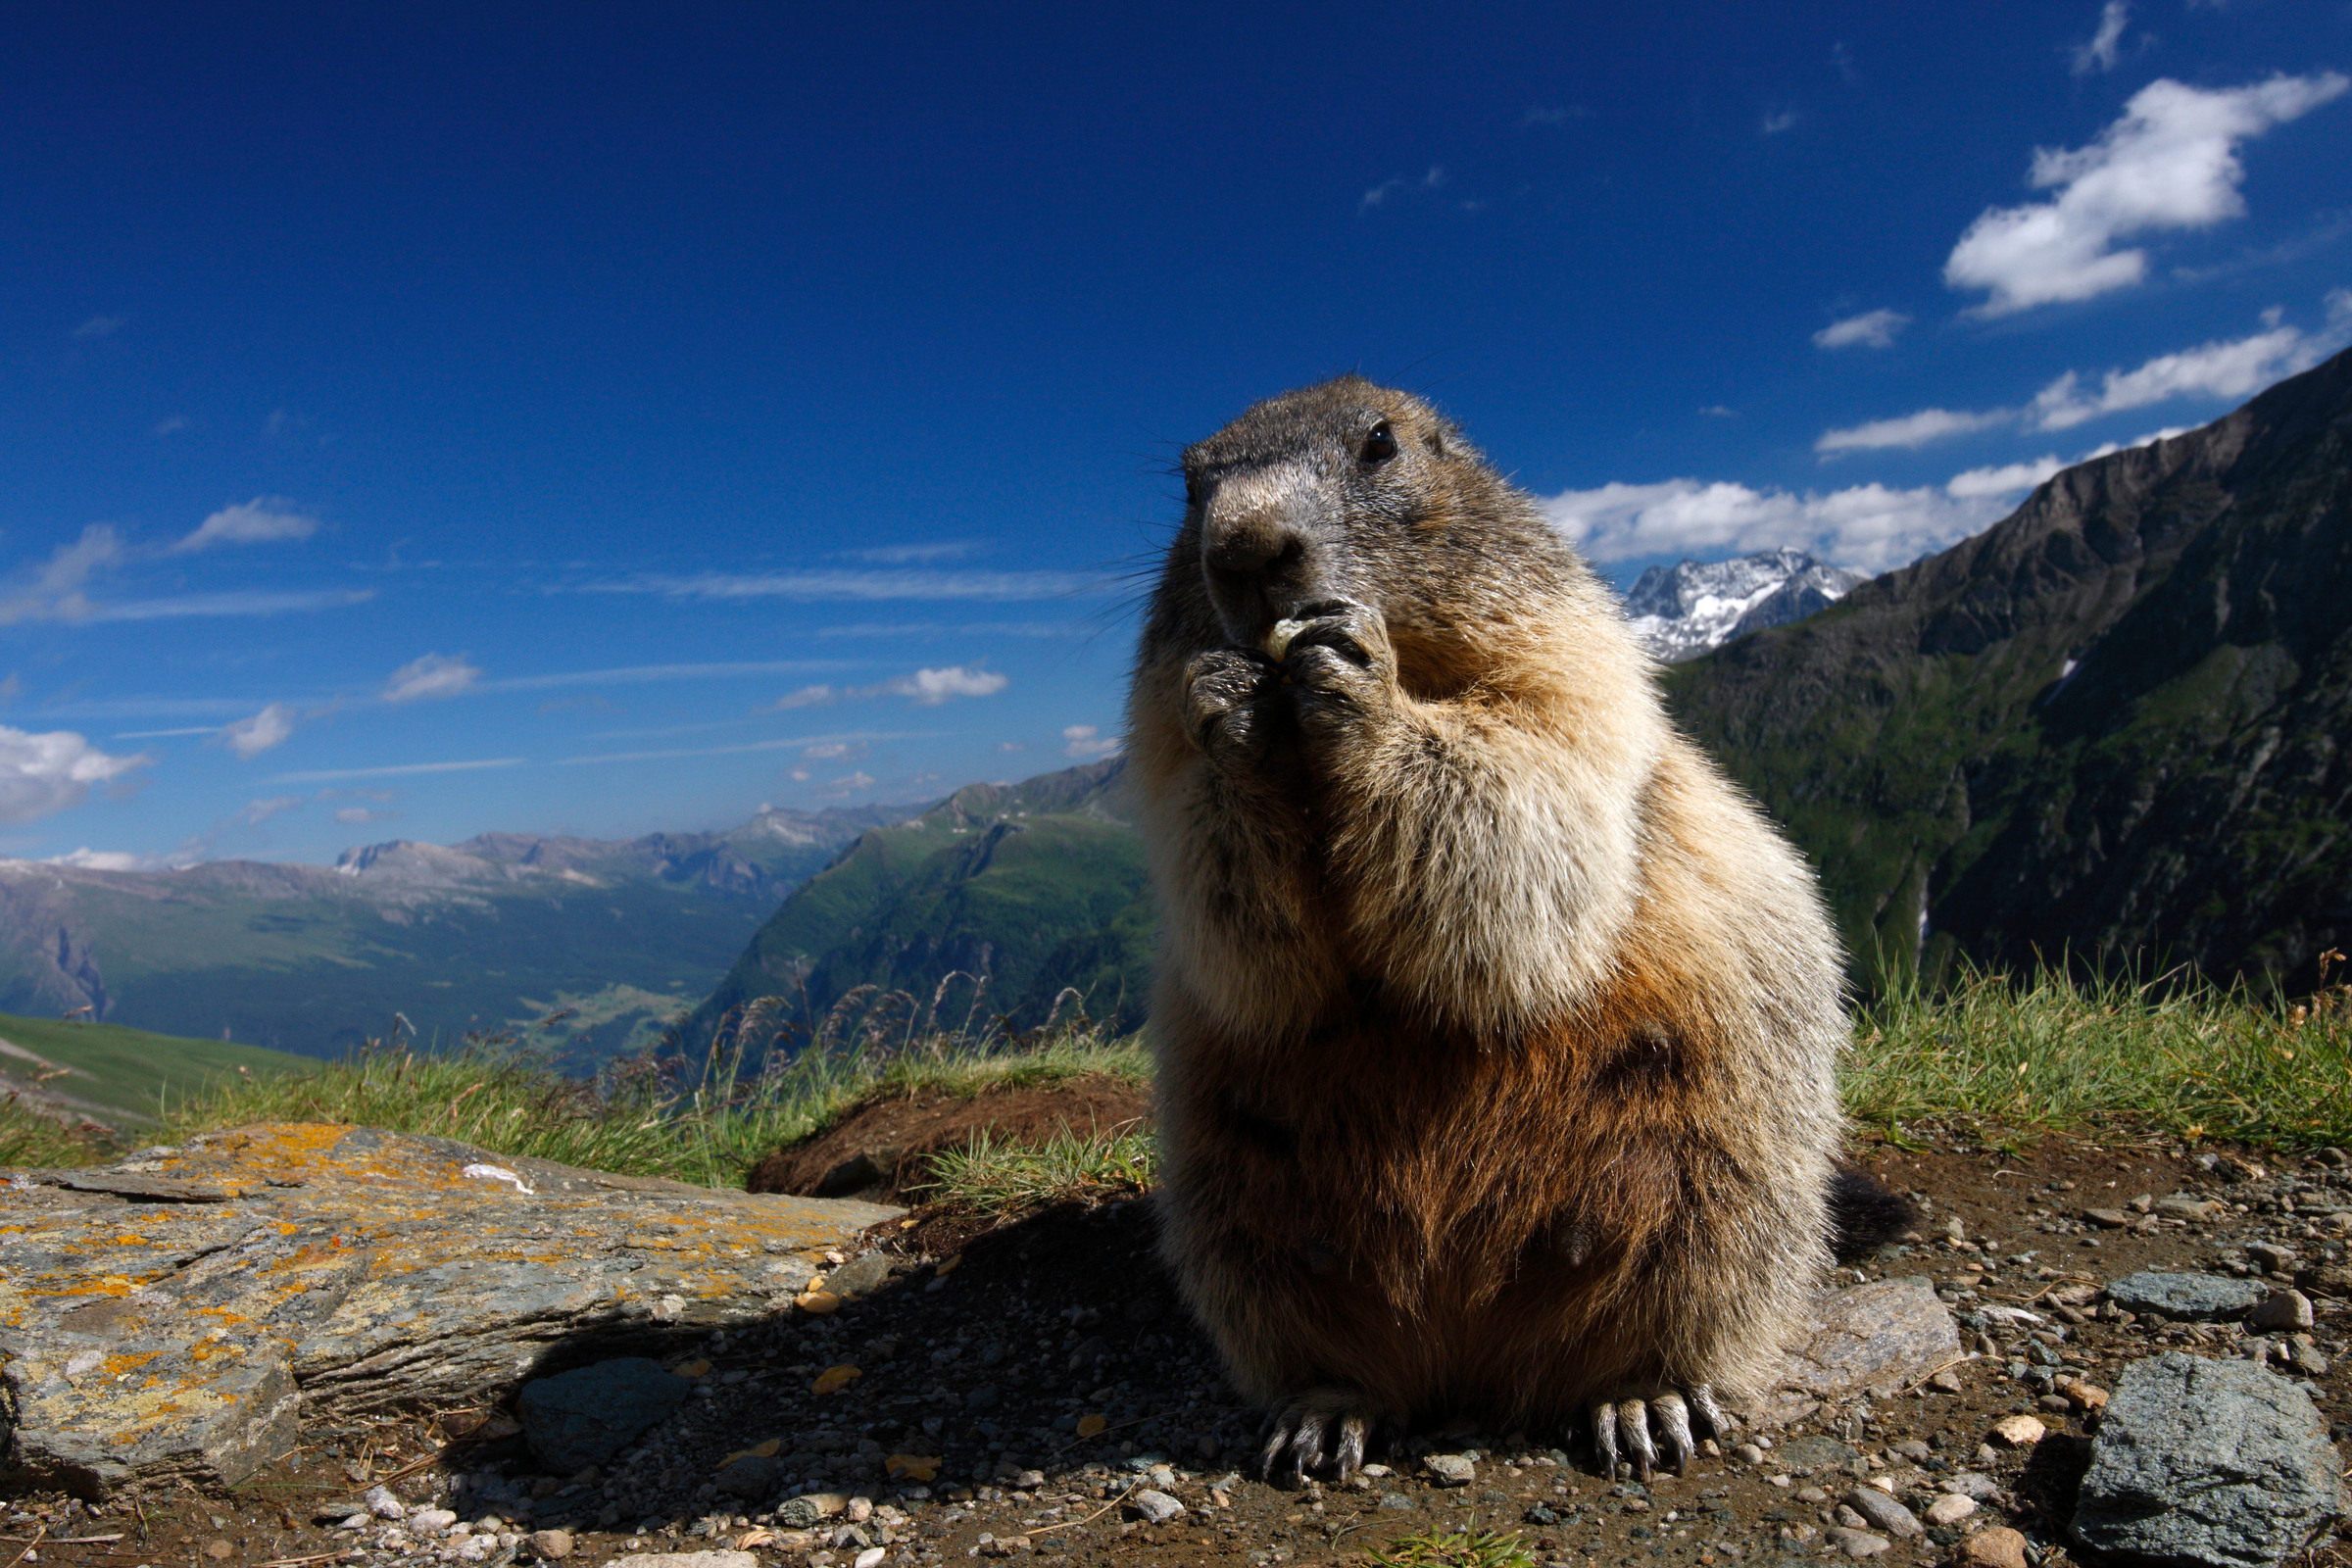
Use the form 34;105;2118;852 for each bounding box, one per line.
1203;501;1302;578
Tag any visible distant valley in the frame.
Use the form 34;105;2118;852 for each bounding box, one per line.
0;803;896;1066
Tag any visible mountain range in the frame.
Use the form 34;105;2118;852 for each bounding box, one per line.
1623;548;1869;662
0;803;895;1065
1667;345;2352;989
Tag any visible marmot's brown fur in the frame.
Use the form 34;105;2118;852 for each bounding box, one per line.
1126;377;1850;1484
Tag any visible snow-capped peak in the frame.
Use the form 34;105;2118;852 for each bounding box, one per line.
1621;548;1867;662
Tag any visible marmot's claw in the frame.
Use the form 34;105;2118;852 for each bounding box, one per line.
1256;1392;1377;1486
1591;1385;1724;1479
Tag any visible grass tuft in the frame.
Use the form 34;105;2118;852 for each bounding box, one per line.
1363;1529;1538;1568
1845;957;2352;1148
920;1122;1157;1212
0;1094;113;1166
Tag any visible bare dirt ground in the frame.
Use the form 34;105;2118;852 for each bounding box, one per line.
9;1113;2352;1568
745;1077;1152;1202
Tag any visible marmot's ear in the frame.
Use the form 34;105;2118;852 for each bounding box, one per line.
1427;420;1460;458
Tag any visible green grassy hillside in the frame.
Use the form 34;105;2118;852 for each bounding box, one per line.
680;760;1151;1060
0;1010;311;1128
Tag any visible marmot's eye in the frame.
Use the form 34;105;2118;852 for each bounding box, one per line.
1360;421;1398;465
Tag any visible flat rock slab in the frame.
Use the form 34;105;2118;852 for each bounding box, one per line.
1;1123;899;1498
2108;1271;2268;1321
2073;1350;2348;1567
1757;1276;1962;1427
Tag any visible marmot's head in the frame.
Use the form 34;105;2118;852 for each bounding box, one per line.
1174;376;1573;685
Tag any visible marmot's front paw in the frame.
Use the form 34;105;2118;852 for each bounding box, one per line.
1258;1386;1381;1486
1589;1386;1730;1481
1182;647;1280;764
1281;600;1396;740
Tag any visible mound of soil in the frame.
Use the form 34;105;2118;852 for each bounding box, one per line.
745;1073;1150;1201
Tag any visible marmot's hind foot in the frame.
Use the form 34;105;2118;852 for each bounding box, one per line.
1256;1387;1377;1486
1589;1386;1729;1480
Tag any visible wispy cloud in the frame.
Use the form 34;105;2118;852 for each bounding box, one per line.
382;653;481;703
582;568;1101;603
1813;309;1910;350
1945;73;2349;315
1062;724;1122;760
268;757;525;784
1814;306;2348;452
764;685;836;710
1761;108;1799;136
152;415;190;437
484;660;842;693
1360;166;1446;212
0;725;151;825
2070;0;2131;75
172;498;318;554
72;315;125;339
1816;407;2011;454
1946;457;2064;499
84;589;374;621
0;525;122;626
556;731;914;766
843;541;976;564
334;806;396;824
221;703;296;759
2028;318;2334;428
1522;105;1591;126
241;796;303;826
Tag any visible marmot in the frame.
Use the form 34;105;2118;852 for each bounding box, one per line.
1126;376;1867;1485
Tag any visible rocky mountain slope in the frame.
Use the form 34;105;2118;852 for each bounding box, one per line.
1624;548;1868;662
0;803;896;1064
680;760;1148;1057
1666;345;2352;988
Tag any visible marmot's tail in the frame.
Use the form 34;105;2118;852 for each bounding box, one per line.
1829;1167;1916;1264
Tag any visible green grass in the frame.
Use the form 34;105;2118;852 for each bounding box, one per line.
0;1092;110;1166
921;1122;1157;1210
0;1008;312;1124
29;959;2352;1196
1362;1529;1537;1568
1844;958;2352;1149
144;1003;1147;1189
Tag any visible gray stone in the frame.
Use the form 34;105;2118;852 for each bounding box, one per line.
822;1250;895;1299
1757;1278;1962;1427
517;1357;692;1472
1775;1437;1860;1473
2073;1351;2350;1567
1840;1488;1923;1538
0;1123;898;1497
1127;1489;1185;1523
2247;1291;2315;1332
594;1555;755;1568
2247;1242;2299;1273
713;1452;779;1500
2107;1272;2267;1321
1378;1492;1416;1510
1424;1453;1476;1486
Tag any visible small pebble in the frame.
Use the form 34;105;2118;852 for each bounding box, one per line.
1925;1493;1978;1526
1423;1453;1476;1487
1987;1414;2045;1448
529;1529;575;1559
1961;1525;2031;1568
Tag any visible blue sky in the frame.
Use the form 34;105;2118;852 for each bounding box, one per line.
3;1;2346;866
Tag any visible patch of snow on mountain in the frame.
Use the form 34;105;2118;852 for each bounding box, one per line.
1621;548;1868;662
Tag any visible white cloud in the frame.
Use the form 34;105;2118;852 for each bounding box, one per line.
1944;73;2349;314
1813;309;1910;350
0;726;150;825
0;525;122;626
870;665;1007;705
1946;456;2065;498
72;315;126;339
269;757;523;784
1544;479;2007;573
334;806;394;824
1761;109;1800;135
221;703;296;759
1062;724;1123;760
828;770;876;793
48;847;151;871
382;653;481;703
789;767;811;782
803;741;859;760
172;498;318;554
845;541;976;564
2071;0;2130;75
1816;407;2012;453
2028;320;2334;428
765;684;836;710
1361;166;1446;212
241;796;303;826
997;741;1026;753
82;588;374;621
152;415;189;436
589;568;1099;603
